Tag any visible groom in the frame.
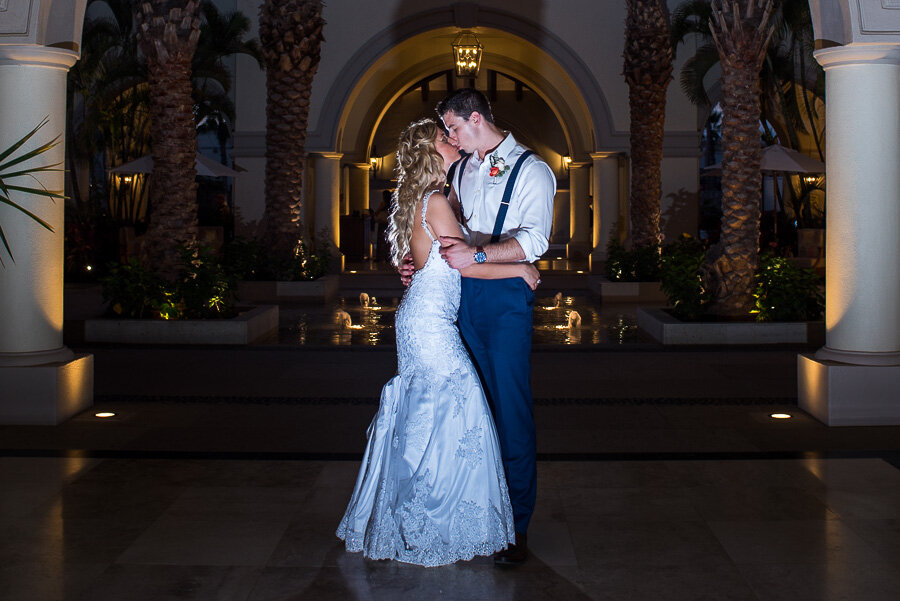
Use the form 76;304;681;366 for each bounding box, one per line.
437;88;555;565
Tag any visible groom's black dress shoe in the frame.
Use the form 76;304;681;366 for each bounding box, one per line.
494;533;528;566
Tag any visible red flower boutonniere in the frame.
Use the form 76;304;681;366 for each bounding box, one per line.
489;155;510;183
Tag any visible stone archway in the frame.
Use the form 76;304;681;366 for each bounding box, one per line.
0;0;93;424
304;6;625;265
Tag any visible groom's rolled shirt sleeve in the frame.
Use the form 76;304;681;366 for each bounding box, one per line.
511;161;556;263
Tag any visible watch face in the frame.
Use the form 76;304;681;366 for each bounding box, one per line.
475;251;487;264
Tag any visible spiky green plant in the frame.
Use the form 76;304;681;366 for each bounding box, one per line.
0;118;66;263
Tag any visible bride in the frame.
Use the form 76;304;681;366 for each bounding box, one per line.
336;118;540;566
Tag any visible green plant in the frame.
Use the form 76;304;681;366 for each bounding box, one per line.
101;258;167;319
175;245;236;319
659;234;711;321
752;253;824;322
101;245;236;320
0;118;65;263
223;231;331;282
223;236;280;280
288;233;331;281
605;240;661;282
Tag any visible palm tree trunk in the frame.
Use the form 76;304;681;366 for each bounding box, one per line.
259;0;325;262
134;0;201;280
703;0;774;317
623;0;673;248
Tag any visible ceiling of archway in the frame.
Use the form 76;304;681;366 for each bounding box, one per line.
370;70;569;167
317;25;599;160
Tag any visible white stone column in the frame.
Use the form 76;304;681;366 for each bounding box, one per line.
567;161;591;259
348;163;371;214
590;152;621;264
799;44;900;425
0;45;93;424
313;152;343;269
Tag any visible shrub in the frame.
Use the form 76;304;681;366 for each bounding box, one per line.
101;258;167;319
605;240;661;282
752;254;824;322
175;245;236;319
101;245;236;320
659;235;711;321
223;231;332;282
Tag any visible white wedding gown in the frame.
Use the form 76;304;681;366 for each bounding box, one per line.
337;190;515;567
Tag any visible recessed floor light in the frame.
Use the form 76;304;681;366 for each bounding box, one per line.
95;412;116;418
770;413;792;419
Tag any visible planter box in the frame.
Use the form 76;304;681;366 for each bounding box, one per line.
588;277;667;303
237;276;339;303
85;305;278;345
637;307;824;345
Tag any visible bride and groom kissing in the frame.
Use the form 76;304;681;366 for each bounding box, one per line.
337;88;556;567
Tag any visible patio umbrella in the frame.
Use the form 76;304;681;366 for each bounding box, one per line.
109;153;242;177
701;144;824;237
702;143;824;175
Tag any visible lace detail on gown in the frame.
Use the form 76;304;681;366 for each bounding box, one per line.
336;189;515;566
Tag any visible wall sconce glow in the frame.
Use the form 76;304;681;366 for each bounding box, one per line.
122;176;132;184
576;270;585;274
348;270;357;274
85;265;92;272
803;176;817;184
369;157;377;165
452;30;483;78
563;156;572;167
770;413;792;419
95;412;116;418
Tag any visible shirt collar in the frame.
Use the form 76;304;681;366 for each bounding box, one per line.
475;132;517;164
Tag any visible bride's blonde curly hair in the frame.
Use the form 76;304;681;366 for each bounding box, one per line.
386;118;445;268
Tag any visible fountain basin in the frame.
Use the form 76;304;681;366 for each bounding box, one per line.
588;277;667;303
237;276;339;303
85;305;279;345
637;307;824;345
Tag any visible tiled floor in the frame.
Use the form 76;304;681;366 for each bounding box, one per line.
3;453;900;600
3;290;898;599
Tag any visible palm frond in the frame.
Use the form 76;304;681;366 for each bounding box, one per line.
680;43;719;106
0;118;63;261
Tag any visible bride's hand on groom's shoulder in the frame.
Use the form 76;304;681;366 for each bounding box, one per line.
398;254;415;286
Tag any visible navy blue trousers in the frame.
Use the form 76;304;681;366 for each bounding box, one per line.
458;277;536;534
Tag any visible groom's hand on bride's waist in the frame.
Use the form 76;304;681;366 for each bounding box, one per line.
398;254;415;287
439;236;474;270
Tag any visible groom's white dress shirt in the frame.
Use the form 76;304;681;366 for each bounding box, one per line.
456;133;556;263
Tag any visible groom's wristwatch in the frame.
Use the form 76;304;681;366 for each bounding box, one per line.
474;246;487;264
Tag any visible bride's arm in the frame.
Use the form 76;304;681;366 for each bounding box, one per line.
426;193;540;289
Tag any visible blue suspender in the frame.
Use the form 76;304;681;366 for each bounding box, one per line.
490;150;533;243
455;153;472;196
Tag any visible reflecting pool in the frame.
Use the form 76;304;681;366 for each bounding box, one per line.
276;294;654;346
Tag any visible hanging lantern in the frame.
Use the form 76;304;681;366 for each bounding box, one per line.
452;30;483;78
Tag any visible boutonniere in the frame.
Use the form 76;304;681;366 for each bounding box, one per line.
489;155;510;181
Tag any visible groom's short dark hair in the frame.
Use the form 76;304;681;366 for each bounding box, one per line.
436;88;494;124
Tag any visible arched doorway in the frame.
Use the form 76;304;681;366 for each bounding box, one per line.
300;9;622;270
